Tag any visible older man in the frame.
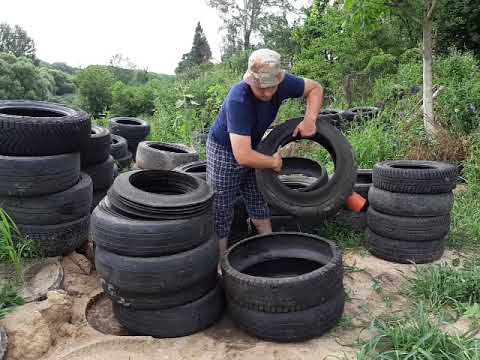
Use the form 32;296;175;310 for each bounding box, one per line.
207;48;324;255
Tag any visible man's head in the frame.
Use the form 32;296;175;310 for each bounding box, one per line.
243;48;285;102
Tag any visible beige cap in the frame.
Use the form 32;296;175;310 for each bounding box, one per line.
243;48;285;88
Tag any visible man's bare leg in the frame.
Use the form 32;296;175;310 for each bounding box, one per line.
251;218;273;234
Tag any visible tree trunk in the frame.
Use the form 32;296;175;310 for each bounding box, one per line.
423;0;437;137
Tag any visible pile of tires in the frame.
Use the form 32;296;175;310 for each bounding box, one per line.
136;141;199;170
108;117;150;160
91;169;224;337
110;134;132;170
366;160;457;264
256;117;357;218
0;100;92;256
330;169;372;232
81;126;115;210
221;232;345;342
321;107;382;130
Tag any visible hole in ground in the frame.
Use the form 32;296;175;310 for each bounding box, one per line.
0;107;66;117
243;258;324;278
85;293;128;336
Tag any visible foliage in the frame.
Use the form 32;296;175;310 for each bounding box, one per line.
176;22;212;76
358;306;480;359
0;23;36;59
76;65;115;116
0;284;24;319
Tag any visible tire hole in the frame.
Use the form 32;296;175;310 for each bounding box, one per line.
244;258;324;278
0;108;66;117
85;293;129;336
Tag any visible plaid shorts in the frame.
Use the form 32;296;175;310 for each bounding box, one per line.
206;136;270;238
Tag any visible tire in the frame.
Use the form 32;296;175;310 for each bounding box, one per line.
95;234;218;294
136;142;199;170
112;285;224;338
0;100;90;156
228;196;250;246
0;173;92;225
108;170;213;219
368;186;454;217
354;169;372;199
108;117;150;140
221;232;343;312
367;207;450;241
347;106;381;120
174;160;207;180
91;190;107;211
116;152;132;169
101;272;217;309
83;156;114;191
228;290;345;342
270;175;316;216
91;197;213;256
0;153;80;197
280;157;329;192
0;327;6;360
256;117;357;217
365;228;446;264
110;134;128;159
333;209;367;231
81;126;111;167
373;160;458;194
17;215;90;257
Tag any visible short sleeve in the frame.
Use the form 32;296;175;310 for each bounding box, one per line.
277;73;305;102
226;100;254;137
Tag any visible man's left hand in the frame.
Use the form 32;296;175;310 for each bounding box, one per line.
292;119;316;138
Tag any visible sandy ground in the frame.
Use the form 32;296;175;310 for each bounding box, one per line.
0;248;464;360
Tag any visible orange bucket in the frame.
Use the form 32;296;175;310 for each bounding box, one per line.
345;192;367;212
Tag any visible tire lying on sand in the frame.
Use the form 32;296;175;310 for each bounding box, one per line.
0;153;80;197
81;126;111;167
110;134;128;159
0;100;90;156
372;160;457;194
174;160;207;180
256;117;357;217
136;142;199;170
112;285;225;338
222;232;344;341
365;228;446;264
0;172;92;225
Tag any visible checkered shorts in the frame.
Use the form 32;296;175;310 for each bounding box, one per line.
206;136;270;239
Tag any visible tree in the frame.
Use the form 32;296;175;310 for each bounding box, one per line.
76;66;115;116
0;23;36;59
345;0;438;136
207;0;295;53
175;22;212;75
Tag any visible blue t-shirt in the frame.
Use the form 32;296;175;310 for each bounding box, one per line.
210;73;305;149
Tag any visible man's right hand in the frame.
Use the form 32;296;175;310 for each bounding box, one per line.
272;152;283;172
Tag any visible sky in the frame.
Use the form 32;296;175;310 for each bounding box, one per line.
1;0;224;74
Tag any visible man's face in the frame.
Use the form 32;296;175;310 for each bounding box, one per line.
249;83;279;102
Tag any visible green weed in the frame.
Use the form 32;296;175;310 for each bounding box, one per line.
0;283;23;319
358;306;480;359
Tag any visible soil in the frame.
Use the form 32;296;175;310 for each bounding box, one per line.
1;248;464;360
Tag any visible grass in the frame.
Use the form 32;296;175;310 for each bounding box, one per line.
407;260;480;314
358;307;480;359
315;222;364;250
0;283;23;319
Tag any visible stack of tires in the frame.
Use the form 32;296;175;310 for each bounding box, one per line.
221;232;345;342
81;126;115;210
91;169;224;337
108;117;150;160
136;142;199;170
366;160;457;263
0;100;92;256
110;134;132;170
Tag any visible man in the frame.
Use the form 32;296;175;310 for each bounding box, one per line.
207;48;324;255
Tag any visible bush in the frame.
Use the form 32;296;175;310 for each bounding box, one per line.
76;65;115;116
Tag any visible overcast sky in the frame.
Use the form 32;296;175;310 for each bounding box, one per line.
1;0;224;74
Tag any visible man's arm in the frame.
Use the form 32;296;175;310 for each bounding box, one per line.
293;79;324;138
230;133;282;172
